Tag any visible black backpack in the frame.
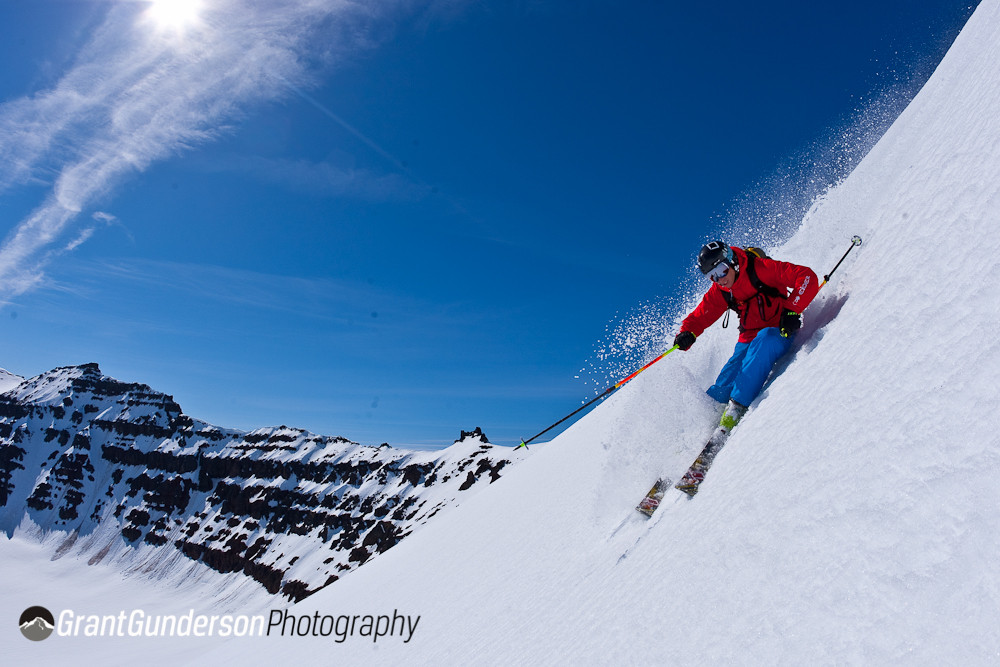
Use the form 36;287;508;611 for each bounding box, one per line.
720;247;785;330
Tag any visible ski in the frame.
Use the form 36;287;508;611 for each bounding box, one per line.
635;477;671;517
675;398;747;497
674;430;730;497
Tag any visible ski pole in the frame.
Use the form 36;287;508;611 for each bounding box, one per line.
514;345;680;450
782;235;862;336
820;235;863;288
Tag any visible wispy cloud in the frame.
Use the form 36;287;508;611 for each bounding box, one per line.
205;154;432;200
0;0;449;300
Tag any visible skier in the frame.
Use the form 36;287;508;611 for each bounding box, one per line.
672;241;820;436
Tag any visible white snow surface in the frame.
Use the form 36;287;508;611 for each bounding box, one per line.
0;368;24;394
6;1;1000;664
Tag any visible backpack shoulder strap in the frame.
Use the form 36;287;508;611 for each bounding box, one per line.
743;252;784;300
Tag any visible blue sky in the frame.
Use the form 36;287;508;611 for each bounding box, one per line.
0;0;979;448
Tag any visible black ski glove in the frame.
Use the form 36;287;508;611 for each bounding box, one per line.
674;331;696;351
779;311;801;337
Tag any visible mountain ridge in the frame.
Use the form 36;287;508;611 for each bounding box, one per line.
0;362;525;605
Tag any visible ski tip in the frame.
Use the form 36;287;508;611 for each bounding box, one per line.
635;477;673;517
674;483;699;498
635;497;659;517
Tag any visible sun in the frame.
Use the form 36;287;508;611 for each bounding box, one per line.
145;0;204;31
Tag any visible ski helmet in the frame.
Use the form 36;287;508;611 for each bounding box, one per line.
698;241;735;275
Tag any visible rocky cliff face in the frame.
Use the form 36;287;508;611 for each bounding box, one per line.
0;364;525;601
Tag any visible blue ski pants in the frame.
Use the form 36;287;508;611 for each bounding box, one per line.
706;327;792;406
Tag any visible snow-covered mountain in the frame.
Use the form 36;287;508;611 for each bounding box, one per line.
0;363;524;602
5;1;1000;665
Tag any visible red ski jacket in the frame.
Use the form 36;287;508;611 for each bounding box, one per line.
680;247;819;343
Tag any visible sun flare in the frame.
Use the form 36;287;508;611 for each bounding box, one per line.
145;0;204;31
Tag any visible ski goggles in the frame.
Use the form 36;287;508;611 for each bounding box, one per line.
707;262;731;282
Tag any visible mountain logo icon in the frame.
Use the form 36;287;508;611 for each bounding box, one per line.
19;607;55;641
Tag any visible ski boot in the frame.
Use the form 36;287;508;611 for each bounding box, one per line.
718;398;747;433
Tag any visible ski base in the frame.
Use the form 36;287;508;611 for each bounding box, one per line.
635;477;671;517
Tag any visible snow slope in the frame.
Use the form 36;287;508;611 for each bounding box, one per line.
0;368;24;393
195;1;999;663
7;1;1000;664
